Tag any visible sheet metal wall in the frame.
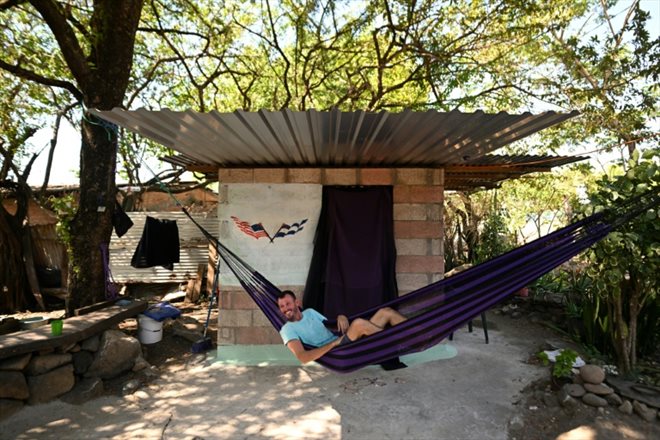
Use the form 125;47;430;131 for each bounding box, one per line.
109;211;218;284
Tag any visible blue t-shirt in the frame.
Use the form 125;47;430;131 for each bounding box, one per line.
279;309;337;347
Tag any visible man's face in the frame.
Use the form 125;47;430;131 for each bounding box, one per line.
278;294;301;321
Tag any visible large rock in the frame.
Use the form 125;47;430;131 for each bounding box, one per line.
632;400;657;422
27;364;75;405
26;353;72;375
0;371;29;400
605;393;623;406
562;383;586;398
557;387;579;412
583;382;613;396
85;330;141;379
0;353;32;371
72;351;95;375
580;365;605;384
0;399;24;421
619;400;633;415
60;377;104;405
582;393;607;407
132;355;150;372
81;335;100;352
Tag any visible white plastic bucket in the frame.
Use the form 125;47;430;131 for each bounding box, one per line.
138;314;163;344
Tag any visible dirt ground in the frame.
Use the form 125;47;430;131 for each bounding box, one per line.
125;298;658;439
157;298;660;440
0;298;660;440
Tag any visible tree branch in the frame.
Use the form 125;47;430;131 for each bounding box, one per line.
38;101;77;196
0;142;33;185
0;58;83;101
0;0;26;11
265;0;292;109
29;0;91;86
137;26;209;40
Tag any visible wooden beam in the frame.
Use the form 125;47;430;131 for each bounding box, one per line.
444;165;553;173
186;164;217;173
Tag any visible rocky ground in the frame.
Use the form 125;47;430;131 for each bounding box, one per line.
495;298;660;440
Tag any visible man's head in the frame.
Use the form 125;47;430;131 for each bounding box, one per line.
277;290;302;322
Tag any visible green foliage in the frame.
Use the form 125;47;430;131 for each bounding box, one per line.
583;147;660;372
553;349;578;378
498;168;595;242
47;193;76;262
2;0;658;314
536;349;579;378
637;295;660;357
525;1;660;150
474;208;512;264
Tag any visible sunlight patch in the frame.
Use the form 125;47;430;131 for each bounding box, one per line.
556;426;596;440
259;405;340;439
45;418;72;427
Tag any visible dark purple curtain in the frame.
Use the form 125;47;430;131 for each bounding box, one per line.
304;186;398;319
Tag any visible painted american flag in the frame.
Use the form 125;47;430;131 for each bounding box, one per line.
230;216;270;240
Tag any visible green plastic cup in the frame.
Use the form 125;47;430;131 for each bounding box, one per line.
51;319;63;336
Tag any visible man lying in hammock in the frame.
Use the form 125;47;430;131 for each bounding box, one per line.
277;290;407;364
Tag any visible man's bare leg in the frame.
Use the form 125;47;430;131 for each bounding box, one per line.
345;318;384;341
369;307;407;328
344;308;407;341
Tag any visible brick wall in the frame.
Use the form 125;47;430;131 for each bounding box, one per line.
216;168;444;345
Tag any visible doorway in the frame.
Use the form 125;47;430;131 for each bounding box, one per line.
303;186;398;318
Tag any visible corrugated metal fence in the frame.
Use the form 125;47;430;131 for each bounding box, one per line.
109;211;218;284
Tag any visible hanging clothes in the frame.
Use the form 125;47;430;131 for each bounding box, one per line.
131;216;180;270
112;201;134;237
303;186;398;319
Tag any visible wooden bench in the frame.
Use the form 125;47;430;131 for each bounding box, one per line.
0;300;147;360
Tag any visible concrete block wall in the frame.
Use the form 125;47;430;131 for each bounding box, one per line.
216;168;445;345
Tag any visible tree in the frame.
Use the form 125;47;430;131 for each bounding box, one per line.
584;148;659;374
523;0;659;156
0;178;31;312
0;73;65;312
0;0;144;313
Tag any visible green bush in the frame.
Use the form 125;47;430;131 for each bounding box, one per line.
553;349;578;378
582;148;660;373
474;209;512;264
537;349;579;378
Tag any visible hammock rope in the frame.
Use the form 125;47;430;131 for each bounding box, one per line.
168;188;658;372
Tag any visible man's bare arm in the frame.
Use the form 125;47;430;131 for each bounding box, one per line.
285;338;341;364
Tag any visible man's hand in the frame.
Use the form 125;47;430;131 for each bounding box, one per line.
337;315;349;334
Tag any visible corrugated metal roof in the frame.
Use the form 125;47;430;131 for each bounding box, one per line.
109;211;217;284
444;154;586;190
91;108;578;166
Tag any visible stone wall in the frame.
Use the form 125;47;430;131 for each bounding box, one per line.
0;329;148;419
216;167;445;345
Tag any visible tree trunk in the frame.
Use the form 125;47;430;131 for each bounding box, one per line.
55;0;144;314
612;293;631;373
0;181;30;312
628;280;640;371
0;207;29;312
66;115;118;313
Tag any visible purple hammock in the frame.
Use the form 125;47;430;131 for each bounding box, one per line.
185;191;658;373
